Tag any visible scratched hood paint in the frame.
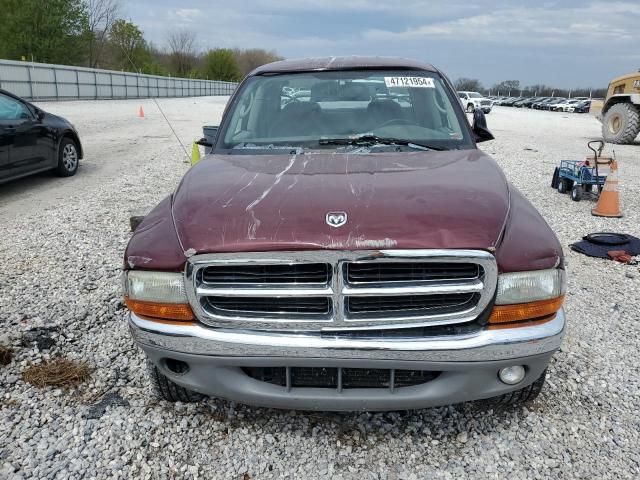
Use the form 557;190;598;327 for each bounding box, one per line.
171;150;510;253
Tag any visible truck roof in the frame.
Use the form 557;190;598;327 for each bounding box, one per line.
250;56;437;76
609;71;640;84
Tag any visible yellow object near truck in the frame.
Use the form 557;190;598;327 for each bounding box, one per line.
593;71;640;144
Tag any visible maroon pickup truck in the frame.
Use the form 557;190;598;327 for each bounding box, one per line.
124;57;566;411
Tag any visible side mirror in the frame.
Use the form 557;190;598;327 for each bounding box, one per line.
34;108;45;121
472;108;494;143
196;125;218;148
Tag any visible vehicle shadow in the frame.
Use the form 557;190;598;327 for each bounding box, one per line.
0;163;95;206
0;171;56;198
193;395;533;444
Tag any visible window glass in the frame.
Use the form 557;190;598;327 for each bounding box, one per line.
219;70;472;152
0;94;30;120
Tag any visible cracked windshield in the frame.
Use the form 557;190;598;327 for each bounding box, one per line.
220;70;471;152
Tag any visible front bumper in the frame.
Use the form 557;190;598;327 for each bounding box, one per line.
130;310;565;410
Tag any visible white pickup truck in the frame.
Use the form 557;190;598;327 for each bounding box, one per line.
458;91;493;114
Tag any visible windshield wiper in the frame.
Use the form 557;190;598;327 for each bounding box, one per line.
318;134;446;151
231;143;305;153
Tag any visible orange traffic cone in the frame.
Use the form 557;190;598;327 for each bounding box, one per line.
138;106;145;118
592;160;622;217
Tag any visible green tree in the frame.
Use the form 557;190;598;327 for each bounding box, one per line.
200;49;241;82
232;48;283;77
86;0;121;68
0;0;89;64
108;19;149;71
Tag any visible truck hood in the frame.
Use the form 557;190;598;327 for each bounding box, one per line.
171;150;510;253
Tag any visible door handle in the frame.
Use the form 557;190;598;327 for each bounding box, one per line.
5;126;16;133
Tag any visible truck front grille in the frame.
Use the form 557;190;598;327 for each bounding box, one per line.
346;292;480;316
205;296;332;316
346;262;480;284
202;263;331;285
243;366;440;391
186;250;497;331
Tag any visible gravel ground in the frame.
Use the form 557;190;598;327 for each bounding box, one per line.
1;98;639;479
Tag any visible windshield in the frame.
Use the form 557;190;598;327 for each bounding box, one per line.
467;92;483;98
217;70;472;152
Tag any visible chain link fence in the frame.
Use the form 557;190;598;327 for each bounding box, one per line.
0;59;237;101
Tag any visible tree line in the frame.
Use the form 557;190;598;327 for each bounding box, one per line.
0;0;283;81
454;78;607;99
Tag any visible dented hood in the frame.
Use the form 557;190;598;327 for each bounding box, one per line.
171;150;510;253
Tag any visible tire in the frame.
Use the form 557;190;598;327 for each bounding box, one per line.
551;167;560;189
602;103;640;144
466;103;475;113
55;137;79;177
571;185;583;202
477;369;547;409
557;178;572;193
148;361;204;403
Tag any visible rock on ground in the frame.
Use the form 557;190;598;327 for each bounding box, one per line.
1;99;639;479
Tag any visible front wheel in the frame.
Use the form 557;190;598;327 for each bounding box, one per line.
551;167;560;189
557;178;572;193
477;370;546;409
55;138;79;177
571;185;583;201
148;361;204;403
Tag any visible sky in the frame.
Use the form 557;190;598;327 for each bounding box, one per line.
123;0;640;89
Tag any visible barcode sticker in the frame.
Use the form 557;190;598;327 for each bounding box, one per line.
384;77;435;88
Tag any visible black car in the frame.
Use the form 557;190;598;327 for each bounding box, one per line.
541;98;566;111
502;97;523;106
513;97;535;108
0;89;82;185
532;98;555;109
520;97;541;108
572;100;591;113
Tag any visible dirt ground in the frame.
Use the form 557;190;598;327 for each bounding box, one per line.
1;97;639;479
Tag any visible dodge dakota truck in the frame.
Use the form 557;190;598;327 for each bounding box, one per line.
124;57;566;411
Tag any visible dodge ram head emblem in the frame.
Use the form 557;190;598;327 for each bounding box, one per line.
326;212;347;227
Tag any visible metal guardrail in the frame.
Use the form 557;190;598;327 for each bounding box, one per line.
0;59;237;101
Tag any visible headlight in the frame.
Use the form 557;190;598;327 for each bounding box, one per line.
489;269;566;325
495;269;566;305
124;271;193;321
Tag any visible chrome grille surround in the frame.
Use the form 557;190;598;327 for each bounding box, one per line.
185;249;497;331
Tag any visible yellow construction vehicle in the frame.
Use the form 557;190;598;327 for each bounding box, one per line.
593;70;640;144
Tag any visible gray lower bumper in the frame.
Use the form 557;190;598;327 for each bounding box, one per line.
129;310;565;411
130;310;565;362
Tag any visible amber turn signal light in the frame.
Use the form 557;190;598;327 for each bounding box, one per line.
488;296;564;325
125;297;194;321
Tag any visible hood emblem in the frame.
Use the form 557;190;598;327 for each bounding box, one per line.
326;211;347;228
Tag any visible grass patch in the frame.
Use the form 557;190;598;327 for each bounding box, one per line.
23;357;91;388
0;345;13;365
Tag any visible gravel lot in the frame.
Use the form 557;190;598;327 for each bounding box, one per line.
1;98;639;479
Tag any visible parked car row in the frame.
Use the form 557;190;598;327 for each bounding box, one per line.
488;95;592;113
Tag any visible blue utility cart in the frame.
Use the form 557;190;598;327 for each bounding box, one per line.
551;140;610;202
